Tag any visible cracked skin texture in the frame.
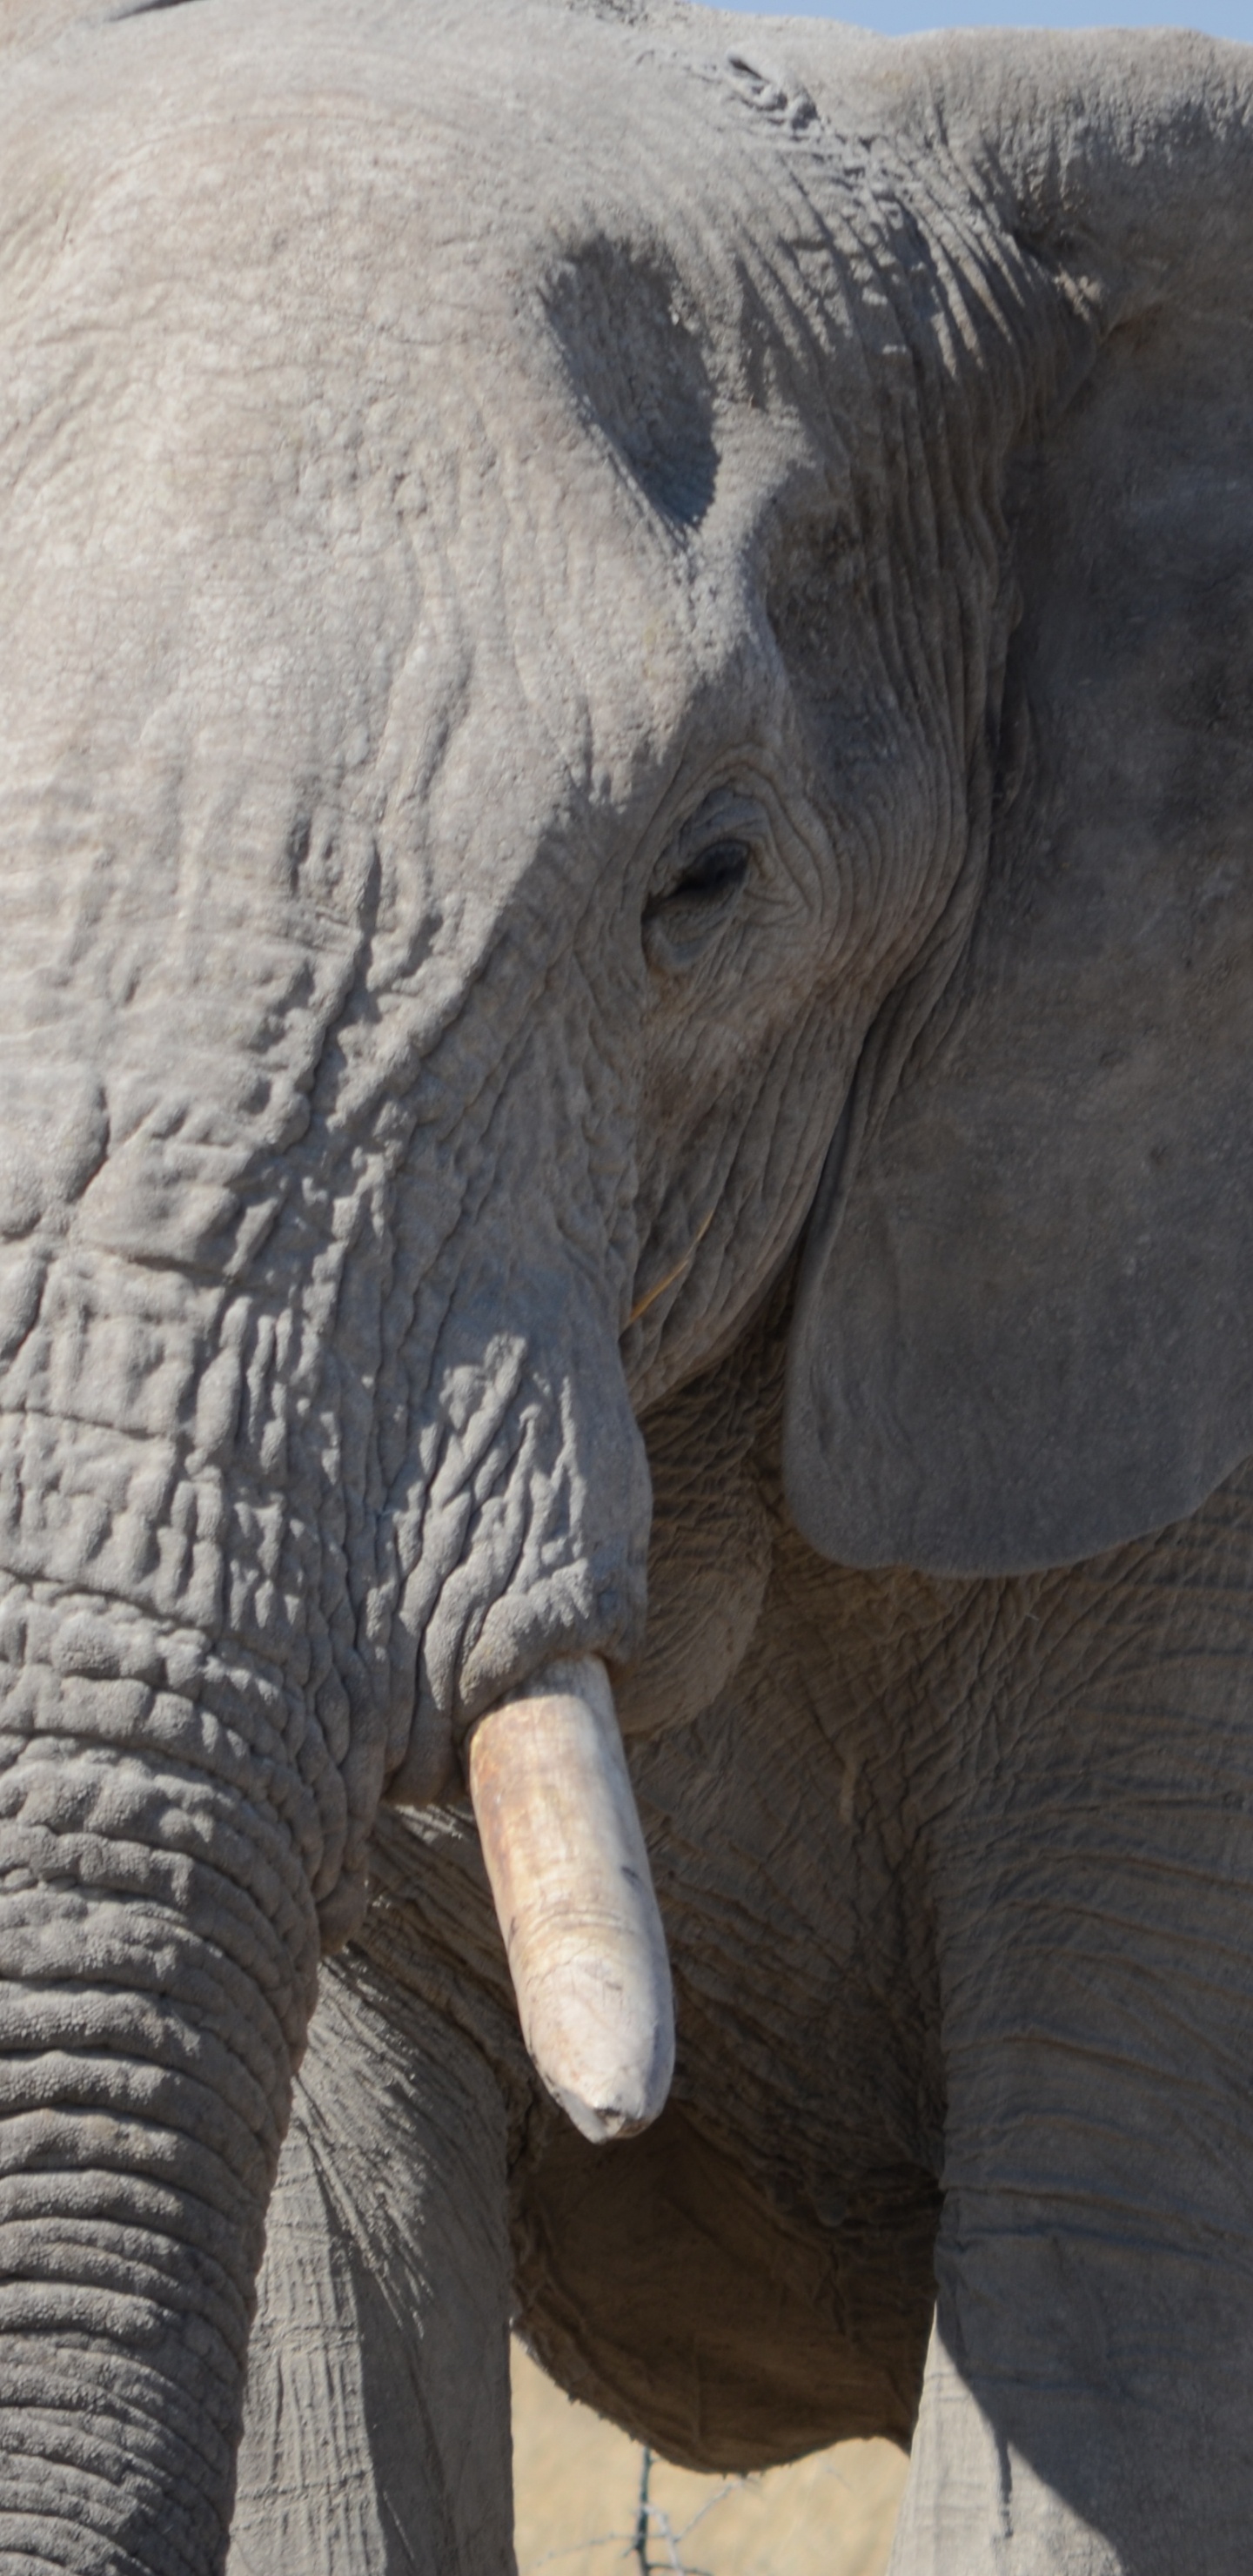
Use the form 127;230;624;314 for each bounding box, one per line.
3;3;1253;2573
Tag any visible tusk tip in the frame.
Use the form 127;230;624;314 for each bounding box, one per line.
533;2008;675;2144
555;2089;662;2147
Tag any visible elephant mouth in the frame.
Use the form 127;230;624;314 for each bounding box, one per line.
464;1653;674;2143
372;1238;676;2140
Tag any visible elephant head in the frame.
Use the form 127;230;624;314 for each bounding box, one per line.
1;1;1251;2566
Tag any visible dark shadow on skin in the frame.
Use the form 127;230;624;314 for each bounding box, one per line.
513;2097;939;2472
111;1;207;18
545;238;719;529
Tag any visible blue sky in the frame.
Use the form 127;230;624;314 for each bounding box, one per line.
717;0;1250;41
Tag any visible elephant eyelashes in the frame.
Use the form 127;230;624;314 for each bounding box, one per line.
644;787;759;969
673;840;751;901
643;839;750;966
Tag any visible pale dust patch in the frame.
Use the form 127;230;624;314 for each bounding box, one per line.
512;2339;906;2576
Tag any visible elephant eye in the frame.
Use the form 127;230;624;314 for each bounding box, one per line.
644;831;752;969
667;840;751;903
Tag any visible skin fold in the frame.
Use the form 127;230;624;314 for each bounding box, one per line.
1;3;1252;2571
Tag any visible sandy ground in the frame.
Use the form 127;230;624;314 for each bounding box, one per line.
512;2343;907;2576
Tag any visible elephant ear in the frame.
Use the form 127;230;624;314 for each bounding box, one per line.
783;32;1253;1575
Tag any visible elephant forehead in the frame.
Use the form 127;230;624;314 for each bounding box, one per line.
1;4;855;909
0;238;758;954
2;0;873;570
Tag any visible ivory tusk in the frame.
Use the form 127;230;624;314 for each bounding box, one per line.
466;1654;674;2144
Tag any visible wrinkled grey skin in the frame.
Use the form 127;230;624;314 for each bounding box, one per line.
2;1;1253;2570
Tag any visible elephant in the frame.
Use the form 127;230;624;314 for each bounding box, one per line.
2;0;1253;2567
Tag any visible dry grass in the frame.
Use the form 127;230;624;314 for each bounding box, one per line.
512;2342;907;2576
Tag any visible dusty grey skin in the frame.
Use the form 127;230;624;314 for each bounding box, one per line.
2;1;1253;2570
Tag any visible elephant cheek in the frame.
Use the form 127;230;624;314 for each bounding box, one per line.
0;1645;319;2576
613;1470;773;1741
614;1365;777;1743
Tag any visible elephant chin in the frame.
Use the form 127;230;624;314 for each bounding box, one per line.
466;1656;674;2142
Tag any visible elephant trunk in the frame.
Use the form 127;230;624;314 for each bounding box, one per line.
0;1587;320;2574
0;1149;663;2565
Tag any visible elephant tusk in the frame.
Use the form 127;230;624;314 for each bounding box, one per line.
466;1655;674;2144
